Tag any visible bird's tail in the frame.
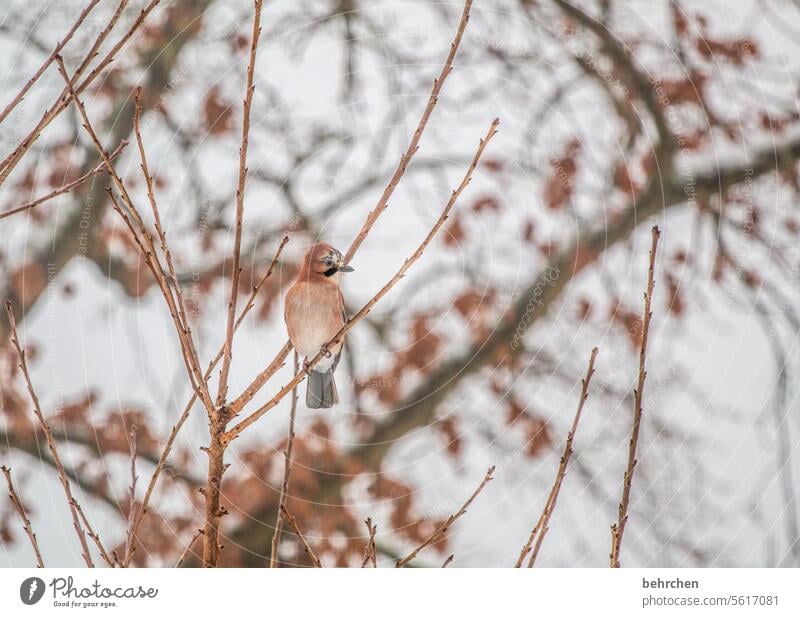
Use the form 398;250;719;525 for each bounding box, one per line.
306;369;339;408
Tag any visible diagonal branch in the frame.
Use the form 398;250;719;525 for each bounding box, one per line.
5;301;94;567
280;505;321;567
0;141;128;221
223;118;500;443
55;56;215;414
1;465;45;567
516;346;598;567
123;235;289;567
395;466;495;567
610;225;660;568
343;0;474;264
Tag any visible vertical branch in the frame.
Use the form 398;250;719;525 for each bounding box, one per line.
217;0;265;407
123;425;139;565
5;302;94;567
361;518;377;568
516;347;599;567
269;350;299;568
395;466;495;568
1;465;45;567
73;498;115;567
280;505;322;567
610;225;660;568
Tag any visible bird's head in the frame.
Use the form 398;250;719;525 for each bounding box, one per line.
304;242;354;278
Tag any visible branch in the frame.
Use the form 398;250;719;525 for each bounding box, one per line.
5;301;94;567
0;0;161;186
343;0;474;264
0;0;102;125
223;118;500;444
516;346;598;567
610;225;660;568
55;56;215;415
175;529;203;568
280;505;321;567
269;350;299;568
122;425;139;566
395;466;494;568
217;0;265;409
0;141;128;221
0;465;45;567
72;497;115;567
361;518;377;568
227;0;475;417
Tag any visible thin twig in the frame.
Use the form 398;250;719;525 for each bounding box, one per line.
55;56;214;414
0;0;158;186
72;498;115;567
0;0;103;125
269;350;299;568
175;529;203;568
517;347;598;567
343;0;474;264
0;141;127;221
396;466;495;568
5;301;94;567
280;505;321;568
217;0;265;408
224;118;500;444
123;425;139;566
610;225;660;568
441;554;454;568
1;465;44;567
361;518;377;568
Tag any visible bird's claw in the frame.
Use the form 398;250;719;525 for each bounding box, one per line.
320;344;332;358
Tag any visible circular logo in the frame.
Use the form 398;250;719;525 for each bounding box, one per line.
20;577;45;605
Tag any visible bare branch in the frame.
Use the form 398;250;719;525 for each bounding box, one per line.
269;350;299;568
175;529;203;568
1;465;44;567
217;0;265;408
123;425;139;566
280;505;321;568
0;0;103;125
361;518;377;568
0;141;127;221
516;347;598;567
72;497;115;568
0;0;160;186
441;554;454;568
610;225;660;568
343;0;474;264
396;466;494;568
5;301;94;567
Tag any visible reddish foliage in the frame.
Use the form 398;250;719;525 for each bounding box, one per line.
543;138;580;211
202;87;234;136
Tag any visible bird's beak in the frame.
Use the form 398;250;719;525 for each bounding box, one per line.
338;263;354;273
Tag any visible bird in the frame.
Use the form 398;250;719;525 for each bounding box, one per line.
284;242;354;408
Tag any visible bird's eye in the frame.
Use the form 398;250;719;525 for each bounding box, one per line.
323;256;334;265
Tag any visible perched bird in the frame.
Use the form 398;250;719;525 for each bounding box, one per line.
284;243;354;408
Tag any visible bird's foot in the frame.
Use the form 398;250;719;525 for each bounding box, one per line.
302;358;311;371
319;344;332;358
